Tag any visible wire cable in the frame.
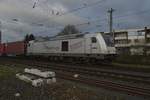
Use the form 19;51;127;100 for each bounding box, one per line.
59;0;106;16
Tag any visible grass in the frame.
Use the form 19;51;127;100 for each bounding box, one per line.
114;55;150;67
112;55;150;72
112;62;150;69
0;65;23;78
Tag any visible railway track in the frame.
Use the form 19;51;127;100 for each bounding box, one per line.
56;72;150;97
2;62;150;98
1;58;150;84
33;62;150;84
0;57;150;97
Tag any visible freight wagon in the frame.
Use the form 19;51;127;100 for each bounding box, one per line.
5;41;26;56
0;44;5;56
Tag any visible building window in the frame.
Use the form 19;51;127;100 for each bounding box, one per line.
134;39;139;43
61;41;69;51
91;37;97;43
28;44;30;47
128;40;131;43
138;32;142;36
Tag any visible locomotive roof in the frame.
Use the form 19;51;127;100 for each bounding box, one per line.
33;32;91;42
48;33;85;41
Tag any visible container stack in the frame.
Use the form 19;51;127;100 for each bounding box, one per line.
16;68;56;87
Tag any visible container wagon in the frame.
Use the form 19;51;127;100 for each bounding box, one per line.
5;41;26;56
0;44;5;56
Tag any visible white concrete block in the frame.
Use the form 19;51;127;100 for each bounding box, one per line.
52;78;56;83
32;79;44;87
46;79;53;84
24;68;55;78
16;73;32;83
16;73;44;87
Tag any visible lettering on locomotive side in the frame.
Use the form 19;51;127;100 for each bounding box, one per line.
46;47;59;51
70;41;83;50
43;44;59;51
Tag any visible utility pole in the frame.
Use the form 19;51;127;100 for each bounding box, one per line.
108;8;115;35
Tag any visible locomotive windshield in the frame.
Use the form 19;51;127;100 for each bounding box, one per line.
102;33;114;47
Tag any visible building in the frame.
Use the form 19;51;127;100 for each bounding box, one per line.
113;27;150;55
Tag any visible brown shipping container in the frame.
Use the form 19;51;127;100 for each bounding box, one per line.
5;41;25;55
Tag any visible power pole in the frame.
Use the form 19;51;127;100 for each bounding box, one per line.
108;8;115;35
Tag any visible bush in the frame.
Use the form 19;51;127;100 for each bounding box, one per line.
115;55;150;65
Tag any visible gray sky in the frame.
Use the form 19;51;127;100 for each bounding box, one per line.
0;0;150;42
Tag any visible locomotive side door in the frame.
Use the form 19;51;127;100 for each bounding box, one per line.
90;37;99;53
85;35;99;54
85;36;92;54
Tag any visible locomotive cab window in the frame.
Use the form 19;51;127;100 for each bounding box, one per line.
28;44;30;47
91;37;97;43
61;41;69;51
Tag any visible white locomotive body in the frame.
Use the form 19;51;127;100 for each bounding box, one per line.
27;33;116;60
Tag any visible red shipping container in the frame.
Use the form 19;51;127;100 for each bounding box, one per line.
5;41;26;55
0;44;5;55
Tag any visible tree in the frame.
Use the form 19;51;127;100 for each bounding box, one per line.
24;34;35;42
58;25;79;36
24;34;29;42
29;34;35;40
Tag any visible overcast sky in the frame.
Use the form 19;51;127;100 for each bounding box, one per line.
0;0;150;42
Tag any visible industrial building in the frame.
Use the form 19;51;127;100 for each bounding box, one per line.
113;27;150;55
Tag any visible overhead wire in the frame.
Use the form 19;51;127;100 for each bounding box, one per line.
71;8;150;29
114;8;150;20
59;0;106;16
31;0;150;32
32;0;106;19
35;8;150;31
34;8;150;33
30;0;107;30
